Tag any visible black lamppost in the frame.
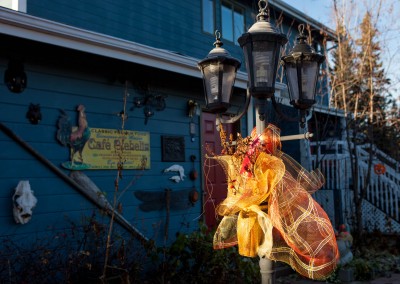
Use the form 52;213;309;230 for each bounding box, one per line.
198;1;325;128
198;1;325;283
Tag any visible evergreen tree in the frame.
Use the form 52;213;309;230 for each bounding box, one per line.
330;23;358;112
356;12;390;142
330;3;394;242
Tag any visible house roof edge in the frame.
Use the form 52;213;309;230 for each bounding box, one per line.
0;8;254;89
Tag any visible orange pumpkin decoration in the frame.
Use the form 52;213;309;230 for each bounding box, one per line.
374;164;386;175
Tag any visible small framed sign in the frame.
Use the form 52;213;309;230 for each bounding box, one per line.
162;136;185;162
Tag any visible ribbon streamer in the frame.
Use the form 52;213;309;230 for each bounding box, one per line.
207;124;339;280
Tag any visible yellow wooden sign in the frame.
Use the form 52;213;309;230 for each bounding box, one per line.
62;128;150;170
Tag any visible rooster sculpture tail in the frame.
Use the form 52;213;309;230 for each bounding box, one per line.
56;110;73;147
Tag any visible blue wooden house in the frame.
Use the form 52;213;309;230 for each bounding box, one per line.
3;0;398;282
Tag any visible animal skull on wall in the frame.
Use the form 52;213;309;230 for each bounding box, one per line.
164;164;185;182
12;180;38;224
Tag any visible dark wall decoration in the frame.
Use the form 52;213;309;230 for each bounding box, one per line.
4;60;27;93
162;136;185;162
26;103;42;125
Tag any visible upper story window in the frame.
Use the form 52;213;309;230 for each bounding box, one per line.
0;0;27;12
202;0;215;34
202;0;245;44
221;1;244;44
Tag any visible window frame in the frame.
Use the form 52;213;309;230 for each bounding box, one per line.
220;0;245;45
202;0;216;35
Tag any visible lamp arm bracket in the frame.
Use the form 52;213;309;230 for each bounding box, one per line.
271;95;299;122
280;132;313;141
216;89;251;125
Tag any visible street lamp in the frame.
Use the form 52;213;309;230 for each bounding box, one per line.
281;24;325;127
198;1;325;128
198;31;241;114
238;0;287;100
198;0;325;283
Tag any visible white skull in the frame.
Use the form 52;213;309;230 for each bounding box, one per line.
12;180;37;224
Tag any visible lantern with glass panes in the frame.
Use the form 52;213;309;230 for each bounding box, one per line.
198;1;325;128
281;24;325;127
198;30;241;114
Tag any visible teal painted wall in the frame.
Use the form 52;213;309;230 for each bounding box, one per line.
0;38;205;255
26;0;329;106
27;0;222;62
26;1;323;81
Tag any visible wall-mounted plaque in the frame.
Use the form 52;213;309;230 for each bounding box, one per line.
62;128;150;170
162;136;185;162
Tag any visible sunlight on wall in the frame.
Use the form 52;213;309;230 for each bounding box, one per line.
0;0;26;12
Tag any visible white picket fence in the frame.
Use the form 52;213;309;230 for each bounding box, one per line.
310;140;400;232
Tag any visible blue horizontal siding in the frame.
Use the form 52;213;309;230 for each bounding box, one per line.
27;0;234;61
0;53;203;248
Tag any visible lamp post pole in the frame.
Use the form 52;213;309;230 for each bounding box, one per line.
260;256;274;284
255;101;274;284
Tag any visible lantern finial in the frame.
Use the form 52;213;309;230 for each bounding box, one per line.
296;24;308;46
257;0;269;22
298;24;305;36
214;30;223;48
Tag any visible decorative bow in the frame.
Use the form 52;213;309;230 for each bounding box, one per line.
207;124;339;280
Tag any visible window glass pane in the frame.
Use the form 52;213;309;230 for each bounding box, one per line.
221;4;233;42
202;0;214;34
233;9;244;44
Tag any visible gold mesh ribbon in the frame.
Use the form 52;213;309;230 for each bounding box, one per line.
208;124;339;280
213;152;284;257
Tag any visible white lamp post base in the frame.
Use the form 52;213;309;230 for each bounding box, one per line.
260;257;275;284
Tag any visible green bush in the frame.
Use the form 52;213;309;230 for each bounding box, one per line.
146;223;260;284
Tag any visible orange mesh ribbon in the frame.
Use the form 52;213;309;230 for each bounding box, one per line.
208;124;339;280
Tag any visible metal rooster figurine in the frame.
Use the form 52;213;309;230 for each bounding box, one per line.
57;105;91;169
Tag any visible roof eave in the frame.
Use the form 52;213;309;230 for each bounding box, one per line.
268;0;336;39
0;8;254;89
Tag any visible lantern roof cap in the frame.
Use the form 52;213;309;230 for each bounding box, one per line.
207;30;231;57
282;24;325;63
243;0;287;44
248;20;279;34
248;0;280;34
198;30;241;67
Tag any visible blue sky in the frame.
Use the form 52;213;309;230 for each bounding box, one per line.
282;0;400;99
281;0;334;28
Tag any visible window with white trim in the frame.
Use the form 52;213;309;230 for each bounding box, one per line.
0;0;27;12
